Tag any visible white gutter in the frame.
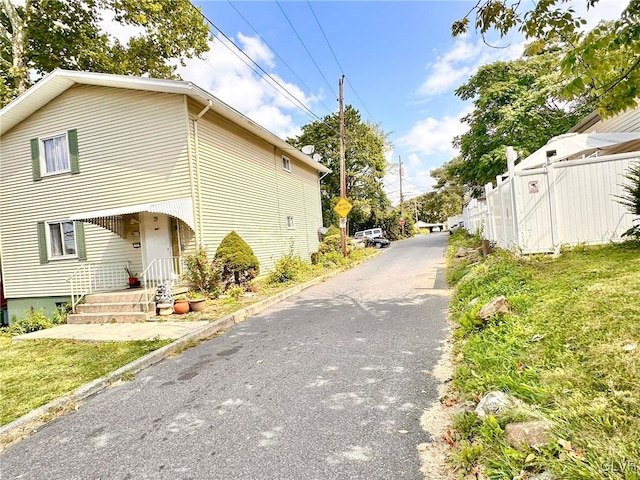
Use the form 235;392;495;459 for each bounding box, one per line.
1;70;330;175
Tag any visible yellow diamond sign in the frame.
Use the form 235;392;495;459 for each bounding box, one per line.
334;198;353;217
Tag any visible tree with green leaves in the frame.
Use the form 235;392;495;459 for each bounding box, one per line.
450;52;594;195
452;0;640;117
0;0;211;106
288;106;391;232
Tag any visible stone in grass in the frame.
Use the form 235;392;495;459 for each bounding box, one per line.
529;472;556;480
504;419;554;451
455;247;481;260
476;295;510;321
475;391;513;418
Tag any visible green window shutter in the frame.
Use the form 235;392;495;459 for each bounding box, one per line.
68;129;80;174
31;138;41;181
37;222;48;263
75;222;87;260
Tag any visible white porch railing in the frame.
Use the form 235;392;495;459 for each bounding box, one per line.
67;261;130;312
141;257;185;311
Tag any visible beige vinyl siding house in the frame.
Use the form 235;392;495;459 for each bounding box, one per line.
0;70;329;321
190;101;323;271
570;102;640;152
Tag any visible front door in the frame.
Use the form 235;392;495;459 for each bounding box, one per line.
140;212;173;280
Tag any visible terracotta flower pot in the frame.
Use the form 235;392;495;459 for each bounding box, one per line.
189;299;206;312
173;299;190;314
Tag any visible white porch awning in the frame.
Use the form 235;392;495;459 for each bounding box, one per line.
70;197;195;230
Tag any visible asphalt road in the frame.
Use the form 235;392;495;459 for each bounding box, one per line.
1;233;450;480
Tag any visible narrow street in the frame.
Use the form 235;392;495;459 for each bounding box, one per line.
1;234;450;480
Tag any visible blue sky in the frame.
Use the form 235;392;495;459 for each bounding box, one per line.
173;0;628;204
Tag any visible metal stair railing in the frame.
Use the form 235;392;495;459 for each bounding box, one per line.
141;257;184;311
67;261;131;312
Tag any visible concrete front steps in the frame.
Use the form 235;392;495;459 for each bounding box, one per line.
67;289;156;324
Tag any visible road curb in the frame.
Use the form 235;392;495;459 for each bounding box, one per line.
0;264;356;450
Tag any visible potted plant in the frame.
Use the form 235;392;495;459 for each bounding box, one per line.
187;290;207;312
125;267;140;288
173;294;190;314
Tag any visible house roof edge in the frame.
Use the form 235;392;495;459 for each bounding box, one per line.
0;69;330;174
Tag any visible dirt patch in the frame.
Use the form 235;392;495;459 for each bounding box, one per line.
418;329;457;479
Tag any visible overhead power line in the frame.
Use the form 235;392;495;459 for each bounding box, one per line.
305;0;376;123
275;0;338;99
306;0;344;74
345;77;376;124
226;0;334;116
189;2;322;122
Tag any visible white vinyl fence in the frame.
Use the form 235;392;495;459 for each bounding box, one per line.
462;151;640;253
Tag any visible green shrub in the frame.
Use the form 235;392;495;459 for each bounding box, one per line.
6;309;54;336
224;286;244;303
314;250;349;268
318;234;342;254
267;249;310;285
317;233;356;256
325;225;340;237
52;303;72;325
182;246;221;298
214;231;260;289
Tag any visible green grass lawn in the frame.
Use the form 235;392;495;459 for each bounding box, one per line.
0;337;171;427
448;233;640;479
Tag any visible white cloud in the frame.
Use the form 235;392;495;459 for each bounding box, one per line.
383;107;473;204
419;37;524;97
178;33;317;139
398;106;472;157
93;17;316;139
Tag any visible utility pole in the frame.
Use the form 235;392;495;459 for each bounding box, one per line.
399;155;405;236
414;198;418;223
339;75;347;257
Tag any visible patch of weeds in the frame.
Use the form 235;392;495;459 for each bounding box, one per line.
120;371;135;382
448;239;640;478
450;440;484;475
266;245;311;285
169;338;202;356
223;286;244;304
4;309;55;336
453;411;481;439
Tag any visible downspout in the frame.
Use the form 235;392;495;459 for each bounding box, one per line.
184;97;199;247
193;100;212;245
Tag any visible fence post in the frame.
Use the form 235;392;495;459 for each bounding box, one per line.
545;158;560;249
507;147;520;250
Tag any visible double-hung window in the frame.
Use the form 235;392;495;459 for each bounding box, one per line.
37;221;86;263
48;221;77;257
31;129;79;180
41;133;70;174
